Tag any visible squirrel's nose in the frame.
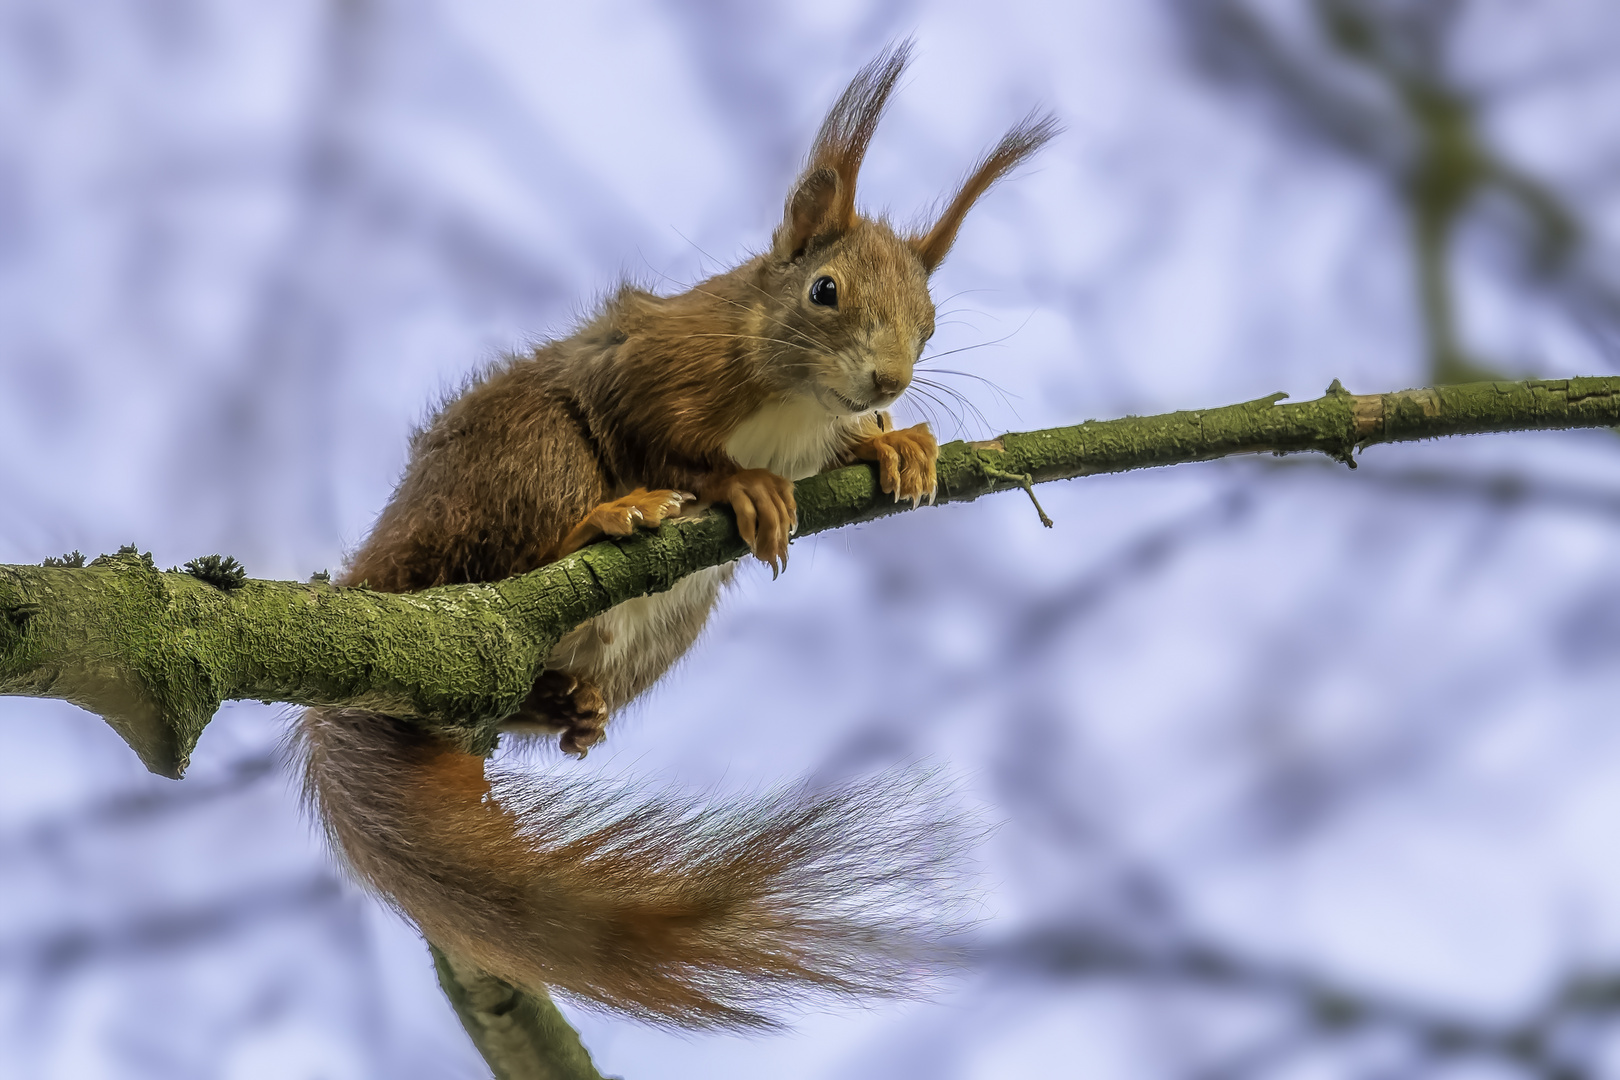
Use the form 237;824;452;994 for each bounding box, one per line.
872;370;906;397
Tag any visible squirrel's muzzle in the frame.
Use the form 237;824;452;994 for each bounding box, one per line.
872;370;907;398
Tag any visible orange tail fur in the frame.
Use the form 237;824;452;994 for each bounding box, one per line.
297;707;972;1028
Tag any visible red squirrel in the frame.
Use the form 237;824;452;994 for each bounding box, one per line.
297;44;1055;1028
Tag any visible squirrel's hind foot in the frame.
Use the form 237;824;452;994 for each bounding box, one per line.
512;670;609;758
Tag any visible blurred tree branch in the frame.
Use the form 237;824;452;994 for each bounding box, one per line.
3;375;1619;782
1169;0;1615;383
992;923;1620;1080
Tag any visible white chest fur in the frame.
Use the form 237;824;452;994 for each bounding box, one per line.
723;395;849;481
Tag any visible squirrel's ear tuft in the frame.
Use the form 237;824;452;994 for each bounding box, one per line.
773;167;842;261
911;111;1060;274
774;41;912;260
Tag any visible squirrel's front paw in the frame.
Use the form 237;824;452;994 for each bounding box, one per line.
702;469;795;577
553;489;696;560
853;423;938;505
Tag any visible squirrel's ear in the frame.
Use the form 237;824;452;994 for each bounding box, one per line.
911;112;1060;274
774;42;912;261
773;167;842;261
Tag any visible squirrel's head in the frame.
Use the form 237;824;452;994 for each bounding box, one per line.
752;42;1057;417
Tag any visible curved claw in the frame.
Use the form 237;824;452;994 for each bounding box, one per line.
852;422;939;505
700;469;796;574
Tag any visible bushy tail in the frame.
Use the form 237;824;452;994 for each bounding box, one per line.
296;707;973;1028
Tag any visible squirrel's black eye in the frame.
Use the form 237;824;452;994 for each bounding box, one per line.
808;276;838;308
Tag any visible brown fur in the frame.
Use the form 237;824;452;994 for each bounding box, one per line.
297;44;1054;1027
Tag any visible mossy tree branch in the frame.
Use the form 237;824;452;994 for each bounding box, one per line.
431;947;607;1080
1;376;1617;779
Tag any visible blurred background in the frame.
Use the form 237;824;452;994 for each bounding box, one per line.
3;1;1620;1077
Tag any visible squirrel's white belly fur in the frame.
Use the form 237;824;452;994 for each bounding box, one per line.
544;394;849;702
547;566;731;701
